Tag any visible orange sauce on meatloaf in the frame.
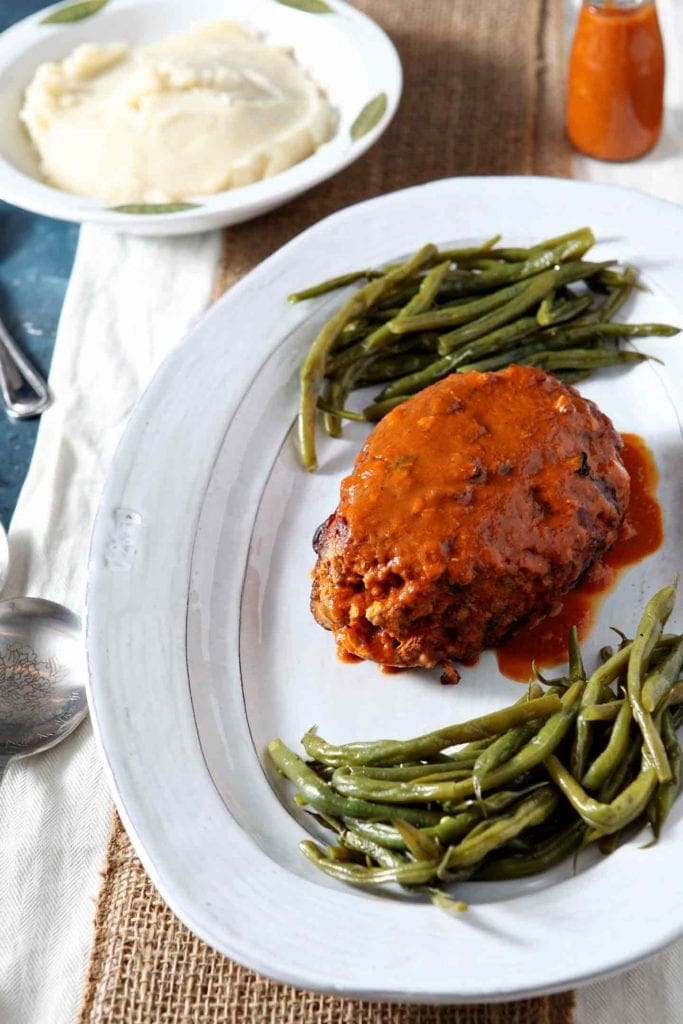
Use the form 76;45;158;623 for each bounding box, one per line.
321;366;631;671
496;433;663;681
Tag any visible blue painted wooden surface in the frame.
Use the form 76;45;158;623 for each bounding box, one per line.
0;1;79;527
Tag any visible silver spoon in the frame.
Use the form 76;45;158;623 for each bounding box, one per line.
0;598;87;787
0;316;51;420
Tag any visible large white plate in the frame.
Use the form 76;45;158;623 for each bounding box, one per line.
87;177;683;1002
0;0;400;235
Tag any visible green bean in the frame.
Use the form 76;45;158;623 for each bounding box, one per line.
627;582;677;783
552;369;590;385
325;329;438;376
377;316;541;399
450;345;549;377
387;278;533;335
542;295;594;326
587;642;632;688
427;228;595;300
369;260;452;349
597;736;643;804
597;820;642;856
581;700;633;791
568;626;586;682
580;268;637;323
300;839;440;886
365;307;404;322
316;400;367;422
354;352;436;385
345;756;479;781
524;349;653;372
454;315;644;377
437;787;559;876
363;395;409;420
323;360;365;437
669;681;683;706
301;692;561;767
338;828;407;868
436;236;503;261
470;680;584;791
541;321;679;350
288;239;501;307
571;629;606;781
472;719;542;799
374;284;420;311
537;289;557;326
461;231;587;267
327;686;580;805
288;238;503;306
393;819;442;860
533;665;571;689
545;753;658;834
324;266;455;375
342;818;422;850
583;700;624;722
331;765;472;803
473;819;585;880
597;287;639;324
429;890;469;914
435;262;612;355
298;243;437;471
642;636;683;713
327;770;466;802
597;266;640;289
288;269;385;303
346;260;453;366
456;735;499;756
647;709;681;838
346;789;542;852
445;785;549;818
267;740;442;825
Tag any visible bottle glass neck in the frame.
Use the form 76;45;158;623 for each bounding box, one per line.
583;0;652;8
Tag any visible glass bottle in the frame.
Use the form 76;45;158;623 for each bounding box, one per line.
567;0;665;161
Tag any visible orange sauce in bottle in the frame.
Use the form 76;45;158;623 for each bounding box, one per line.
496;433;663;681
567;1;664;160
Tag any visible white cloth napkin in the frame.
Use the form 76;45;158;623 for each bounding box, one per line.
0;226;220;1024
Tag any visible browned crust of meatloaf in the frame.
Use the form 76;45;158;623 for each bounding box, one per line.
310;365;630;669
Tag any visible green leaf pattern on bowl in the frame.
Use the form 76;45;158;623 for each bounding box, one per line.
350;93;388;142
274;0;333;12
41;0;110;24
109;202;201;215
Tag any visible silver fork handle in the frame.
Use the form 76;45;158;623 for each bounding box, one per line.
0;317;51;420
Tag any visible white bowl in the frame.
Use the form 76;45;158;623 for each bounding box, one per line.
0;0;401;235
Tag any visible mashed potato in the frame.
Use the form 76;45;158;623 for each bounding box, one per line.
20;20;336;204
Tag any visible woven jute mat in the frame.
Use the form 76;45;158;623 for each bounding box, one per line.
80;2;574;1022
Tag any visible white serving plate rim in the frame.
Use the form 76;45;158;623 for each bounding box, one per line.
86;176;683;1001
0;0;401;234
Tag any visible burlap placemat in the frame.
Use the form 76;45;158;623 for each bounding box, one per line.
80;2;574;1021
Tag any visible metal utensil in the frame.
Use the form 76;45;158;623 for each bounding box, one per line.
0;316;51;419
0;598;87;786
0;521;8;596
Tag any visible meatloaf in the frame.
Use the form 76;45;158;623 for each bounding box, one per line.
310;365;630;670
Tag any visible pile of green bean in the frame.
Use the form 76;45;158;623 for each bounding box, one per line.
290;227;680;471
268;583;683;910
